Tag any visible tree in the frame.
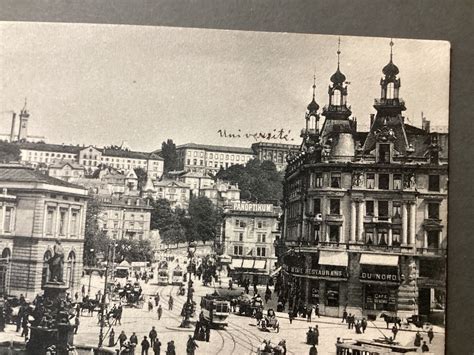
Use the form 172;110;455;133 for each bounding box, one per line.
186;196;223;243
0;142;20;163
216;158;283;204
134;167;148;190
150;199;185;245
83;197;110;265
160;139;178;173
115;238;154;263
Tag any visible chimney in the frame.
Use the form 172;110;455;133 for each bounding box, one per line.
421;113;430;133
10;113;16;142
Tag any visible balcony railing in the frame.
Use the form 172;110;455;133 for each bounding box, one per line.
364;216;392;224
322;104;352;113
416;247;446;256
326;214;343;222
374;98;406;107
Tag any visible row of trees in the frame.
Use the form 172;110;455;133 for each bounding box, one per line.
150;196;223;246
216;158;283;204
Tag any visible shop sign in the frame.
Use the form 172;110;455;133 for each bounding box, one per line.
283;265;348;279
365;292;397;305
360;270;400;282
232;203;274;213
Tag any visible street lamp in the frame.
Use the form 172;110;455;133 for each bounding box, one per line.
180;240;197;328
88;248;94;294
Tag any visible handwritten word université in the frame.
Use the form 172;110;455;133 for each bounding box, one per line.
217;129;295;141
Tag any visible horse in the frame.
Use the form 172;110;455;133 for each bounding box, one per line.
380;313;402;329
80;300;99;316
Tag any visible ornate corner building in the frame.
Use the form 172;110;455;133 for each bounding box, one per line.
278;42;447;324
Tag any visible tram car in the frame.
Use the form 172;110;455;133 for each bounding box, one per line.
156;260;170;285
200;294;231;328
335;339;418;355
171;265;184;286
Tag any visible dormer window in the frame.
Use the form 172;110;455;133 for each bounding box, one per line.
378;143;391;163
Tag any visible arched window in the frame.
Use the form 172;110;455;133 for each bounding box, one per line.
331;89;342;106
67;251;76;290
1;248;11;260
386;82;395;99
42;250;53;287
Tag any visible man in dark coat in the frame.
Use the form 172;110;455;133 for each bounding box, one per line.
130;332;138;347
392;324;398;339
141;336;150;355
314;325;319;345
421;341;430;352
414;331;422;347
307;306;313;322
118;330;127;347
149;326;157;346
205;325;210;342
427;327;434;343
309;344;318;355
153;338;162;355
165;341;176;355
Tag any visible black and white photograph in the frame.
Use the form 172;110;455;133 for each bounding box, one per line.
0;22;449;354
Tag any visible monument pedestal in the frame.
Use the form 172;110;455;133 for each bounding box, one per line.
26;282;75;355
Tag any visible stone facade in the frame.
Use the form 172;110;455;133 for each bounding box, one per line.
279;45;447;323
0;164;88;297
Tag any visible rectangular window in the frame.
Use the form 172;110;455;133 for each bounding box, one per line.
427;230;440;249
326;282;339;307
366;201;374;216
366;173;375;189
257;247;266;257
257;234;266;243
365;228;374;244
313;198;321;215
428;202;440;219
393;174;402;190
392;229;401;246
378;174;390;190
330;199;340;214
235;219;240;227
257;221;263;229
392;202;401;218
331;172;341;188
315;173;323;187
233;245;243;255
378;143;390;163
46;208;55;235
378;201;389;218
4;207;12;232
70;211;78;235
428;175;440;191
239;232;244;242
329;225;340;243
376;230;388;245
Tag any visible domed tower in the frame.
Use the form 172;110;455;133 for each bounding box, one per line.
300;75;321;151
362;40;409;157
320;38;355;161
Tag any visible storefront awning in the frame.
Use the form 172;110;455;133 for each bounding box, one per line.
319;251;348;267
242;259;255;268
270;266;282;277
254;260;267;270
231;258;243;269
360;254;399;266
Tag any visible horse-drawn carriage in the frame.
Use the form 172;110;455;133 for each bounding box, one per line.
237;293;263;317
257;340;286;355
258;309;280;332
116;281;144;308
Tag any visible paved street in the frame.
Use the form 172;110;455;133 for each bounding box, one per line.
0;269;445;354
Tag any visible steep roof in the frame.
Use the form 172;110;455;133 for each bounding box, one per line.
0;164;86;189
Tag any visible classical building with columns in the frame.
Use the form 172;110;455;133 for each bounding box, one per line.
278;43;447;324
0;164;88;297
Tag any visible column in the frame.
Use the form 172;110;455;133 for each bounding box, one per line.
388;228;393;246
357;201;364;242
409;202;416;245
401;203;408;245
350;201;356;243
439;230;443;248
423;230;428;248
325;224;330;242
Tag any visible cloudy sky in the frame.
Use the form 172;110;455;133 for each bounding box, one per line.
0;22;450;152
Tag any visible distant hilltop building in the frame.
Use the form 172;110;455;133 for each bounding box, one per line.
14;142;164;179
0;101;46;143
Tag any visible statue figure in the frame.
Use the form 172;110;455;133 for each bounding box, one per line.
48;240;65;283
352;171;364;187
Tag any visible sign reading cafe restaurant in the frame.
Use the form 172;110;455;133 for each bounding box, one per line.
284;265;348;279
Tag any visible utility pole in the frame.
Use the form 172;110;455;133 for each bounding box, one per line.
98;244;110;348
